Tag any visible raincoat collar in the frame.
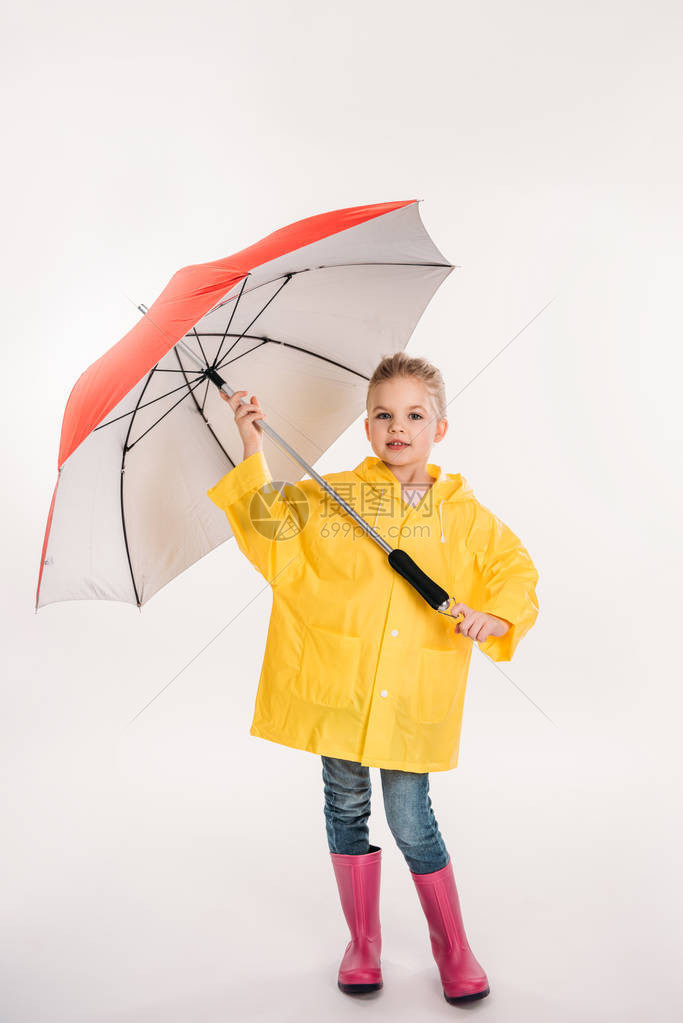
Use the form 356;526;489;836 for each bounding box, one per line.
352;455;473;503
350;455;474;542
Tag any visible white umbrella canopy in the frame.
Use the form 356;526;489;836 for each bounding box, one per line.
36;200;454;610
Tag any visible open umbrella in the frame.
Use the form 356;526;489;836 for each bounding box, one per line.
36;199;462;622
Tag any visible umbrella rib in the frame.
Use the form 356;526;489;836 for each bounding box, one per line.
214;335;370;383
190;327;211;369
172;345;237;466
118;351;239;610
213;274;293;368
125;374;209;451
207;262;453;316
214;273;249;369
120;369;160;607
94;375;207;431
211;339;268;369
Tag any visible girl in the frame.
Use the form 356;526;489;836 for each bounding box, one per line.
207;352;540;1005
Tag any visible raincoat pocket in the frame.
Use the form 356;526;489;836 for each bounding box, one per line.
413;648;461;724
294;623;363;710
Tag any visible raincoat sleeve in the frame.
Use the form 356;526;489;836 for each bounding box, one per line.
471;508;540;662
206;449;305;587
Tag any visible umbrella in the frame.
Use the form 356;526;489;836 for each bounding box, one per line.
36;199;462;623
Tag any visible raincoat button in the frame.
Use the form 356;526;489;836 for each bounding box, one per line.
390;629;398;637
380;689;388;698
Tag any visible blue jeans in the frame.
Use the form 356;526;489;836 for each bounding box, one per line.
321;755;450;874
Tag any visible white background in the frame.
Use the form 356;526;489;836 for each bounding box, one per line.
2;2;682;1020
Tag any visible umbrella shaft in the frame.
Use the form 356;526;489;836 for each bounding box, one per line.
225;385;393;556
255;417;393;557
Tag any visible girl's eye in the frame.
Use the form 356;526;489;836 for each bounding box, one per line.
375;412;422;420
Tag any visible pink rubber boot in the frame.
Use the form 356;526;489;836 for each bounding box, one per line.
329;844;383;994
410;857;490;1003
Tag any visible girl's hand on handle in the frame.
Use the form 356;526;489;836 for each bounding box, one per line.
449;602;511;642
218;389;266;455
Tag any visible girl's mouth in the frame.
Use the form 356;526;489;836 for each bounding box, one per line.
387;441;409;448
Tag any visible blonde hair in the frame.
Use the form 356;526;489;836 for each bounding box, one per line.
366;352;447;422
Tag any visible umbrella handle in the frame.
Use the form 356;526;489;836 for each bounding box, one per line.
387;549;465;624
436;596;466;626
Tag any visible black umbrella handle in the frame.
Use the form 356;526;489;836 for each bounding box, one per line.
387;549;465;624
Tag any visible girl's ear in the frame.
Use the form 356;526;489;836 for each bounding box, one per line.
435;418;448;441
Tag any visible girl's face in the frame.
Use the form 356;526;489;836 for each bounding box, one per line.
364;376;448;470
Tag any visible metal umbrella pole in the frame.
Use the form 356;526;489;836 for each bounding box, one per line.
176;339;463;624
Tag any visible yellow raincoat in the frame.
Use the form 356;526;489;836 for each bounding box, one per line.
207;450;539;772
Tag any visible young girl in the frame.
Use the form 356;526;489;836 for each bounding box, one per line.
207;352;540;1006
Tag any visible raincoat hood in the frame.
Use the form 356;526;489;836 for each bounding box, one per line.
352;454;474;498
351;455;476;543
